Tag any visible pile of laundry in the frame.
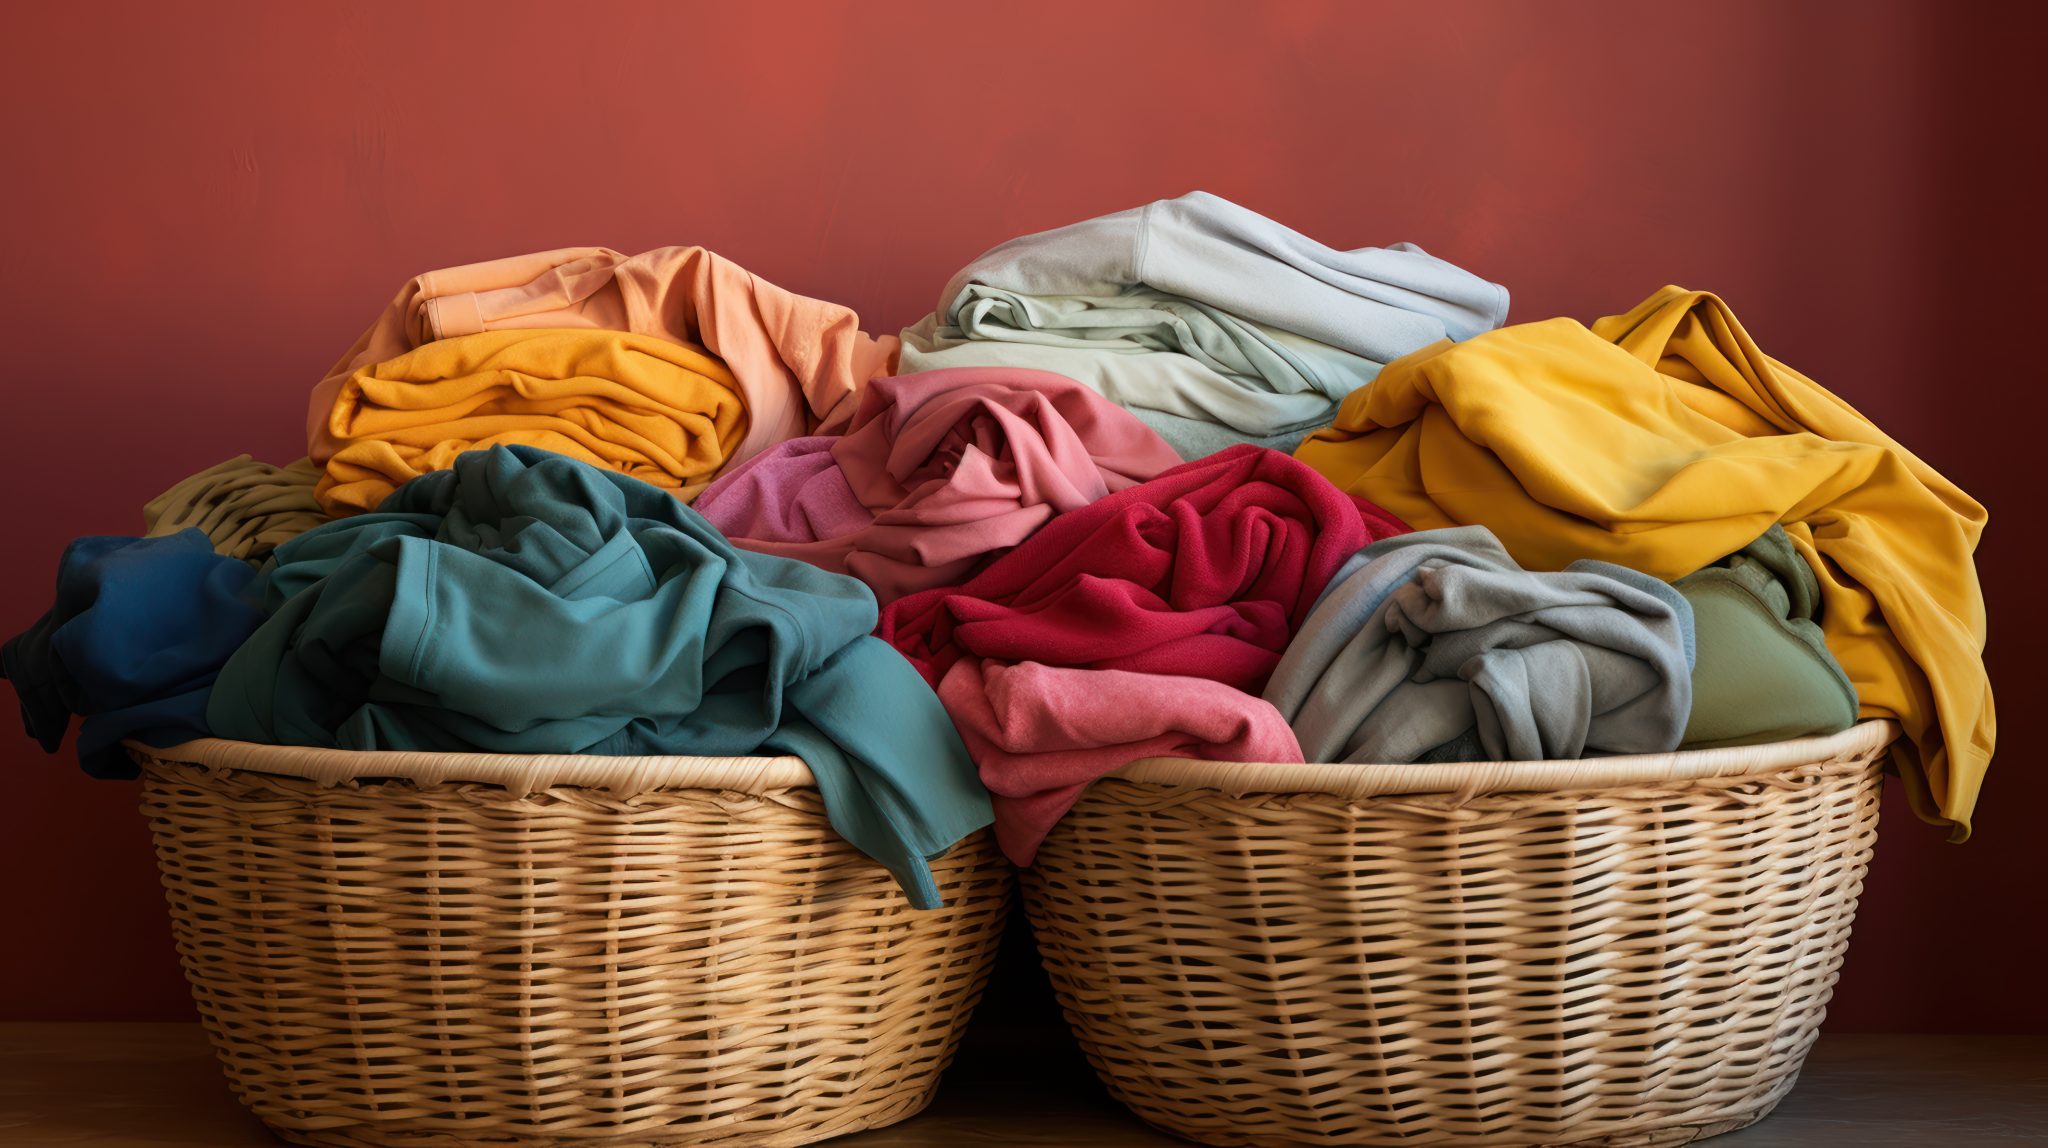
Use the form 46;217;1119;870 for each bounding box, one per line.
1;192;1994;900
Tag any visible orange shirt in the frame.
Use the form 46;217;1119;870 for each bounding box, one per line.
318;329;745;515
308;246;895;468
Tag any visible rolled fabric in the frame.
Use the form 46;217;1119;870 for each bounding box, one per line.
208;445;991;909
899;191;1508;456
308;245;895;468
1265;526;1694;764
1;531;264;777
692;367;1184;603
1296;286;1991;839
1677;526;1858;748
143;455;327;563
879;444;1404;863
315;328;747;515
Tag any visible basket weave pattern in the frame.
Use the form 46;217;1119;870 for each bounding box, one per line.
134;747;1011;1148
1022;726;1889;1148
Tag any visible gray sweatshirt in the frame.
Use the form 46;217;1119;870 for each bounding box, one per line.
1265;526;1695;763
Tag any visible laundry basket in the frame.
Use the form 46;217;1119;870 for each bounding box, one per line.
1022;720;1894;1148
130;739;1012;1148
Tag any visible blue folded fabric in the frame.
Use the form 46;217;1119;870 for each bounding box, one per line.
207;445;993;908
2;530;264;777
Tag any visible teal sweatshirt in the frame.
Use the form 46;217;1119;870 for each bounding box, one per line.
208;445;993;907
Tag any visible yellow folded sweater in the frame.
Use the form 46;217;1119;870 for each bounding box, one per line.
1297;286;1992;839
317;329;748;515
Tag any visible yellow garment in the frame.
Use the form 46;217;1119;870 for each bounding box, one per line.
318;329;747;515
1297;287;1991;839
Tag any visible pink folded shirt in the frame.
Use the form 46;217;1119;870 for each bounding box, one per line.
943;661;1304;865
879;444;1408;863
692;367;1184;603
308;245;897;469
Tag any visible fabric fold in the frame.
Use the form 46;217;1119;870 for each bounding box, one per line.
692;366;1184;603
1296;286;1990;838
1264;526;1695;764
1;531;265;777
315;328;747;515
880;444;1404;862
143;455;327;563
942;660;1303;865
1676;526;1859;748
899;191;1507;455
209;445;991;908
308;245;896;468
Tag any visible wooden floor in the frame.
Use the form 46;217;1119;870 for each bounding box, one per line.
0;1024;2041;1146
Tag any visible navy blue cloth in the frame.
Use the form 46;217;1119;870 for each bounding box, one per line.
2;530;264;777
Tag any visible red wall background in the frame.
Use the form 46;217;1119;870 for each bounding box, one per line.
1;1;2038;1031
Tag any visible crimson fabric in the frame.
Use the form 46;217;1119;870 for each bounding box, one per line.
879;444;1405;862
692;367;1183;603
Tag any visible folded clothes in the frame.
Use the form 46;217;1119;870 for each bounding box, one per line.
309;245;895;469
899;191;1507;456
209;445;991;908
692;367;1184;603
315;329;747;515
2;531;265;777
1296;286;1991;838
143;455;327;563
1265;526;1694;764
1677;526;1858;748
880;444;1403;863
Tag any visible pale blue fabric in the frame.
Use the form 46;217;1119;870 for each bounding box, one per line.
899;191;1509;455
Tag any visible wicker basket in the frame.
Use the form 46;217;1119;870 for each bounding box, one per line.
129;739;1012;1148
1022;720;1894;1148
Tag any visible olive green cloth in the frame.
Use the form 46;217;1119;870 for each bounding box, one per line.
142;456;327;564
1677;526;1858;748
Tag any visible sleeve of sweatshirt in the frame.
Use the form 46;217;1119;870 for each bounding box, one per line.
776;637;995;910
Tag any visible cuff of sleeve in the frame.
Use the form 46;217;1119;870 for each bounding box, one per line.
421;292;487;340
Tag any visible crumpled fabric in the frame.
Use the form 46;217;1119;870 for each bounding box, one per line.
1676;525;1858;749
940;661;1303;865
209;445;991;908
692;366;1184;603
2;530;264;777
315;328;747;515
143;455;327;563
880;444;1404;863
308;245;896;468
1264;526;1695;764
1295;286;1991;839
898;191;1507;456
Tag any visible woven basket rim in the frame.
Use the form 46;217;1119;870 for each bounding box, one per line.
125;737;817;797
130;720;1896;804
1106;719;1897;799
